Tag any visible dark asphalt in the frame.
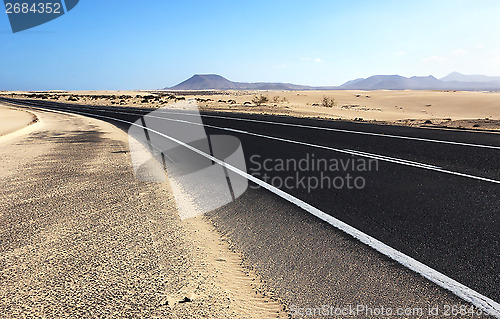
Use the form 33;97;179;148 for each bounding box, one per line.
3;97;499;307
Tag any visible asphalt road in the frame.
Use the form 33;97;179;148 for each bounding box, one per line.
2;97;499;316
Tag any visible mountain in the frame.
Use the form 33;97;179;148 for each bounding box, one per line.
339;73;500;90
166;73;500;91
440;71;500;83
340;75;444;90
167;74;313;90
169;74;238;90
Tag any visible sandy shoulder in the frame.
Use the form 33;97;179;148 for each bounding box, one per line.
0;104;37;136
0;106;285;318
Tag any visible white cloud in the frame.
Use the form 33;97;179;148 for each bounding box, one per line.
302;57;324;63
395;51;407;55
422;56;449;64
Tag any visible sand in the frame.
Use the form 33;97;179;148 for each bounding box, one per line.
0;105;37;136
3;89;500;130
0;106;286;318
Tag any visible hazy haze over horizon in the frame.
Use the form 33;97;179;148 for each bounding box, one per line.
1;0;500;90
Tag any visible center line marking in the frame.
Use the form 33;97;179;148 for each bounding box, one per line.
146;109;500;150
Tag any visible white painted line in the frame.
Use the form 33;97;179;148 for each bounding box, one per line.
11;97;500;149
12;99;500;150
6;100;500;184
150;109;500;150
29;105;500;318
105;107;500;185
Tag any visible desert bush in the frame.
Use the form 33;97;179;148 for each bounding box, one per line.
252;94;268;106
272;95;280;103
322;96;336;108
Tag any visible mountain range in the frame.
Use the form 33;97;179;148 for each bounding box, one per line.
165;72;500;91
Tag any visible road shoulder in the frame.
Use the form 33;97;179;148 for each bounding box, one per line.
0;107;285;318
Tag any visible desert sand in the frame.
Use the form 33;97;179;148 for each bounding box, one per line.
0;105;37;136
3;89;500;130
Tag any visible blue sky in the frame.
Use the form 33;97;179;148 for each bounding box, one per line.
1;0;500;90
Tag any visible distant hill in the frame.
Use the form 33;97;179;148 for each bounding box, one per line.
439;71;500;83
337;73;500;90
169;74;237;90
338;75;442;90
165;73;500;91
167;74;313;90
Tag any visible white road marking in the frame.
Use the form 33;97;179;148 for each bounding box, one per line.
14;99;500;149
148;109;500;150
77;106;500;184
4;100;500;184
23;104;500;318
13;100;500;184
145;115;500;184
